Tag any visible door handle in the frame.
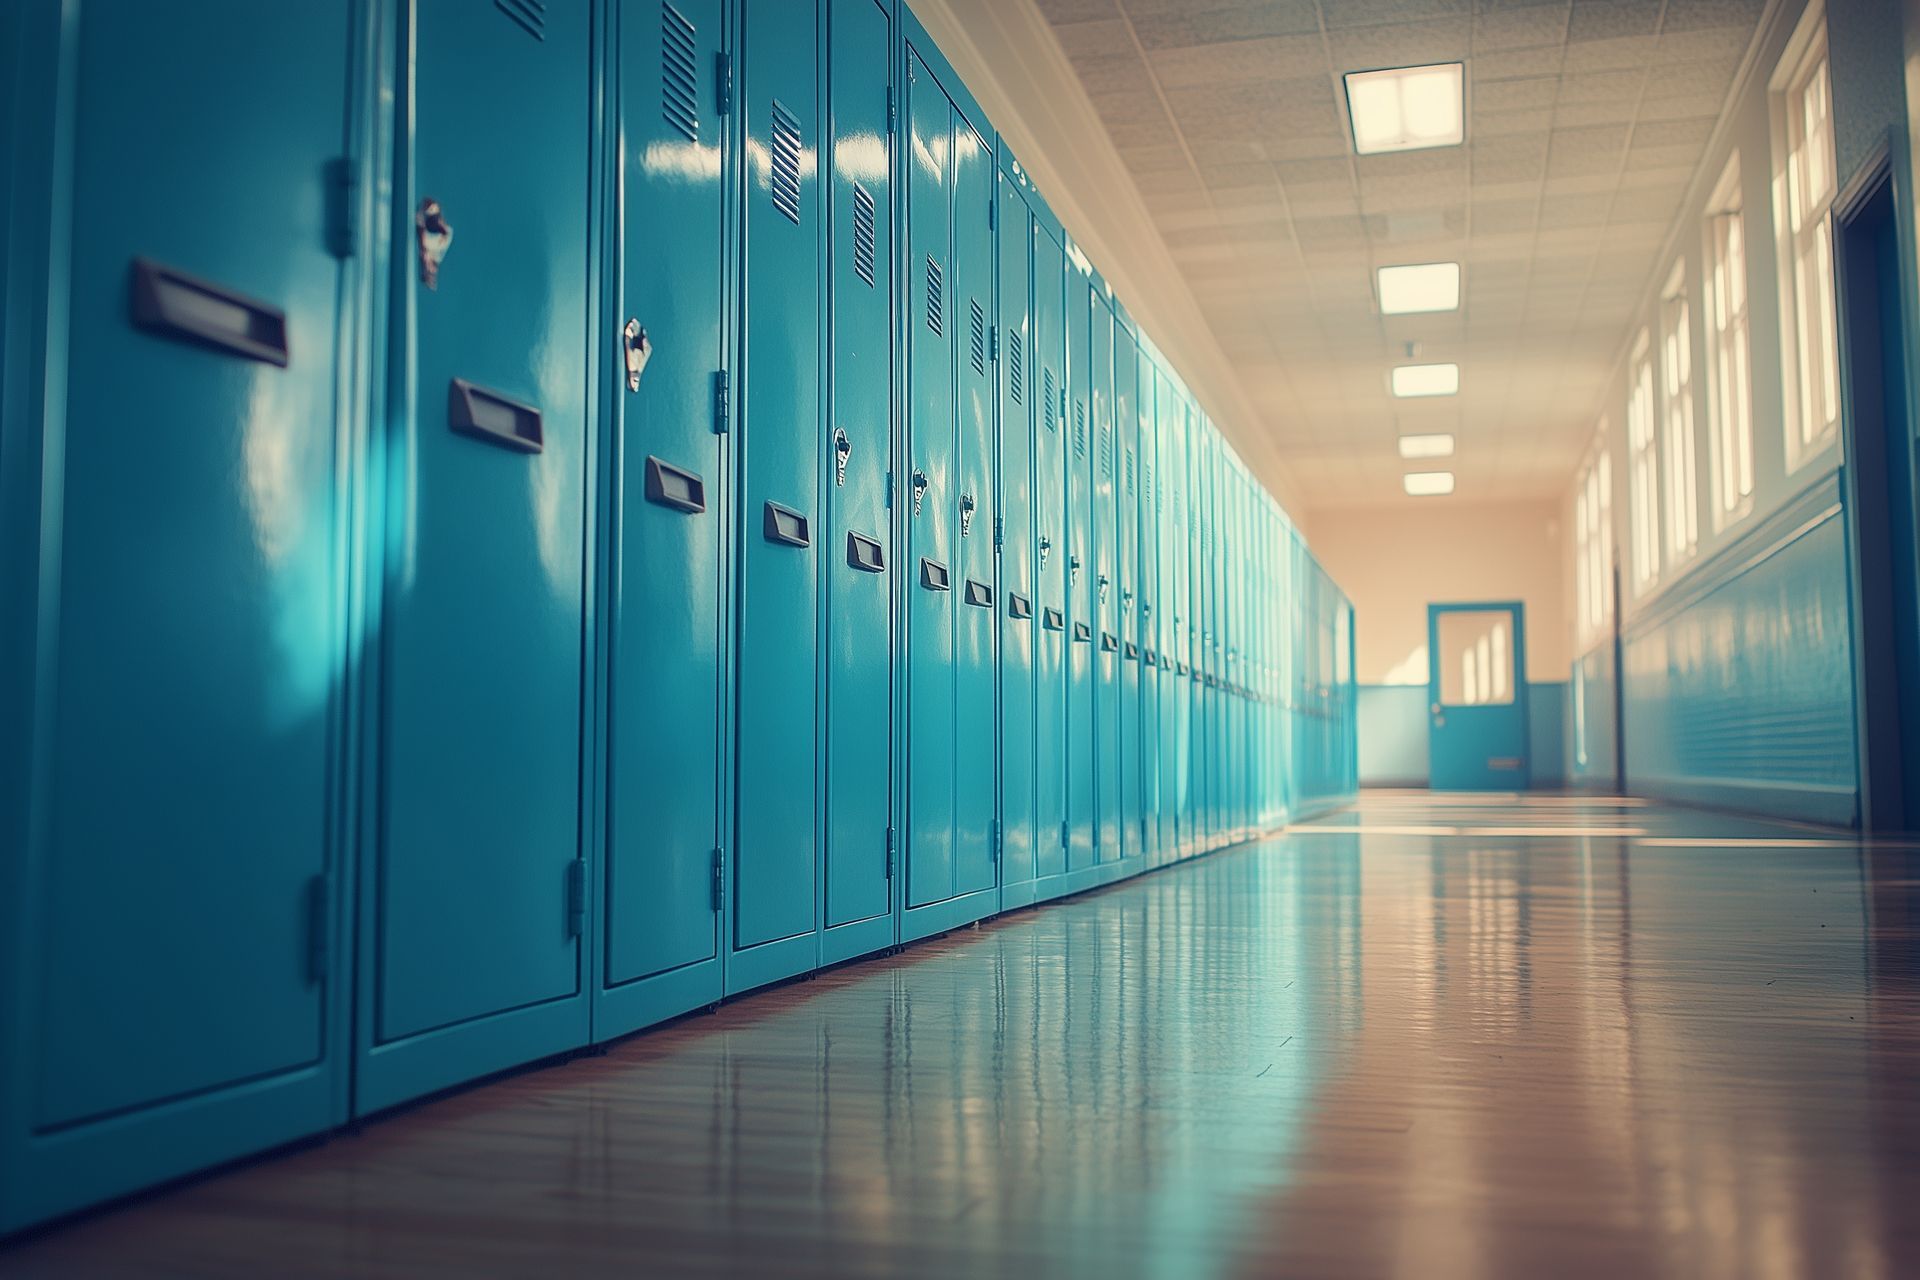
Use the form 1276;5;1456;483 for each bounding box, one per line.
833;428;852;486
622;318;651;391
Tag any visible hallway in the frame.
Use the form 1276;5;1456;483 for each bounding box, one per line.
8;794;1917;1278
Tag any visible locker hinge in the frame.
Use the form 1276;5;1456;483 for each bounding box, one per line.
990;325;1000;363
886;825;897;879
885;470;894;509
887;86;897;135
712;370;730;434
712;846;727;912
304;875;329;984
325;157;358;260
988;198;997;231
1061;820;1070;848
993;516;1004;549
717;52;735;116
566;859;587;938
990;818;1001;863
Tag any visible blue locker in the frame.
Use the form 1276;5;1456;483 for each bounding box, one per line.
599;0;729;1038
995;166;1037;905
1065;258;1096;875
1115;321;1141;866
1090;289;1120;866
733;0;823;990
0;0;353;1230
905;47;956;912
951;117;997;903
1032;223;1070;886
822;0;896;964
1137;362;1160;866
363;0;594;1112
1167;389;1192;859
1153;371;1179;864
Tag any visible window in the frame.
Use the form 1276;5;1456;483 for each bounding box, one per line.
1575;434;1614;643
1660;265;1699;560
1705;158;1754;524
1628;331;1660;592
1776;8;1841;465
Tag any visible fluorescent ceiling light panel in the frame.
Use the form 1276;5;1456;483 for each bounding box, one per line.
1392;363;1459;398
1378;262;1461;314
1398;433;1456;459
1344;63;1465;155
1404;471;1456;497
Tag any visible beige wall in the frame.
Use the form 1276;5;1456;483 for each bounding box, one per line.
1306;502;1569;686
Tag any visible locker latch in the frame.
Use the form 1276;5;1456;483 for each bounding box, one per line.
834;429;852;486
960;492;977;537
1039;534;1052;567
623;319;652;392
911;470;929;515
1122;589;1134;612
1070;554;1081;581
415;198;453;289
1098;574;1110;603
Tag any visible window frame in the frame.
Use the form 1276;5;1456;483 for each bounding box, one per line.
1628;329;1661;594
1773;4;1841;470
1704;156;1755;531
1659;261;1700;563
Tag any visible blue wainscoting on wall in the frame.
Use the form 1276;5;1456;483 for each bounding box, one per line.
1569;644;1619;791
1528;682;1567;788
1620;475;1859;826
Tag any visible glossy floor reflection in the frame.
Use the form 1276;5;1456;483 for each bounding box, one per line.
9;793;1920;1278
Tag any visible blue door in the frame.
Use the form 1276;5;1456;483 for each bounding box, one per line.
598;0;728;1038
995;169;1037;904
733;0;823;991
822;0;895;964
1427;602;1531;791
0;0;352;1229
1032;224;1069;885
365;0;593;1113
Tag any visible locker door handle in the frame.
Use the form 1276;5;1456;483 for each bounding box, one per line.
1008;593;1033;620
964;579;993;608
449;379;544;452
847;531;885;573
833;428;852;486
623;318;652;392
1125;642;1139;660
919;558;951;591
763;502;811;547
1038;534;1052;567
129;258;289;366
1043;607;1065;631
1101;632;1119;652
1074;622;1092;643
643;456;707;513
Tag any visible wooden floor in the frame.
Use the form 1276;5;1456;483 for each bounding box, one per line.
8;792;1920;1278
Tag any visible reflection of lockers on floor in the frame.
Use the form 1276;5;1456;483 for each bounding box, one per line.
0;0;1360;1236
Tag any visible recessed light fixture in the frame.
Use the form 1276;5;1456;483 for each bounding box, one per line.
1378;262;1462;314
1392;363;1460;398
1344;62;1466;156
1398;433;1456;459
1404;471;1456;497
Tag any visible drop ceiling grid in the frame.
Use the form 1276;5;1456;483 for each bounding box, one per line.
1035;0;1769;507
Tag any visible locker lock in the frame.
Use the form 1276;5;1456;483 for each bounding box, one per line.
1069;554;1082;581
959;492;977;537
911;469;929;515
1098;573;1110;603
1039;534;1052;567
623;319;653;392
833;429;852;486
1123;589;1134;612
415;198;453;289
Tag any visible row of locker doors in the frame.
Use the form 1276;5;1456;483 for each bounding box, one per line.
1;0;1288;1233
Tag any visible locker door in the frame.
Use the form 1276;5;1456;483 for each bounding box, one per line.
1115;326;1140;864
823;0;894;951
995;174;1037;898
601;0;727;1035
1091;295;1119;864
1032;226;1069;884
1065;266;1096;873
734;0;821;977
369;0;593;1108
1138;365;1159;866
952;119;997;899
3;0;350;1227
905;55;955;910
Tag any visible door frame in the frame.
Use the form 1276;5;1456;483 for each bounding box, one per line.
1426;600;1531;792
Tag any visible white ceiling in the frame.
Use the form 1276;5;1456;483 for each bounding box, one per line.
1033;0;1770;509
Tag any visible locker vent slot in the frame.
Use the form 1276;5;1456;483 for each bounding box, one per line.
1009;333;1023;404
925;256;943;334
1126;448;1136;493
1074;401;1086;455
852;184;876;287
644;455;707;513
763;501;811;547
1042;368;1055;428
496;0;547;40
1008;592;1033;619
964;579;993;608
847;531;885;573
1101;425;1113;477
1043;607;1065;631
919;558;951;591
969;300;987;375
662;3;700;142
770;100;803;224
